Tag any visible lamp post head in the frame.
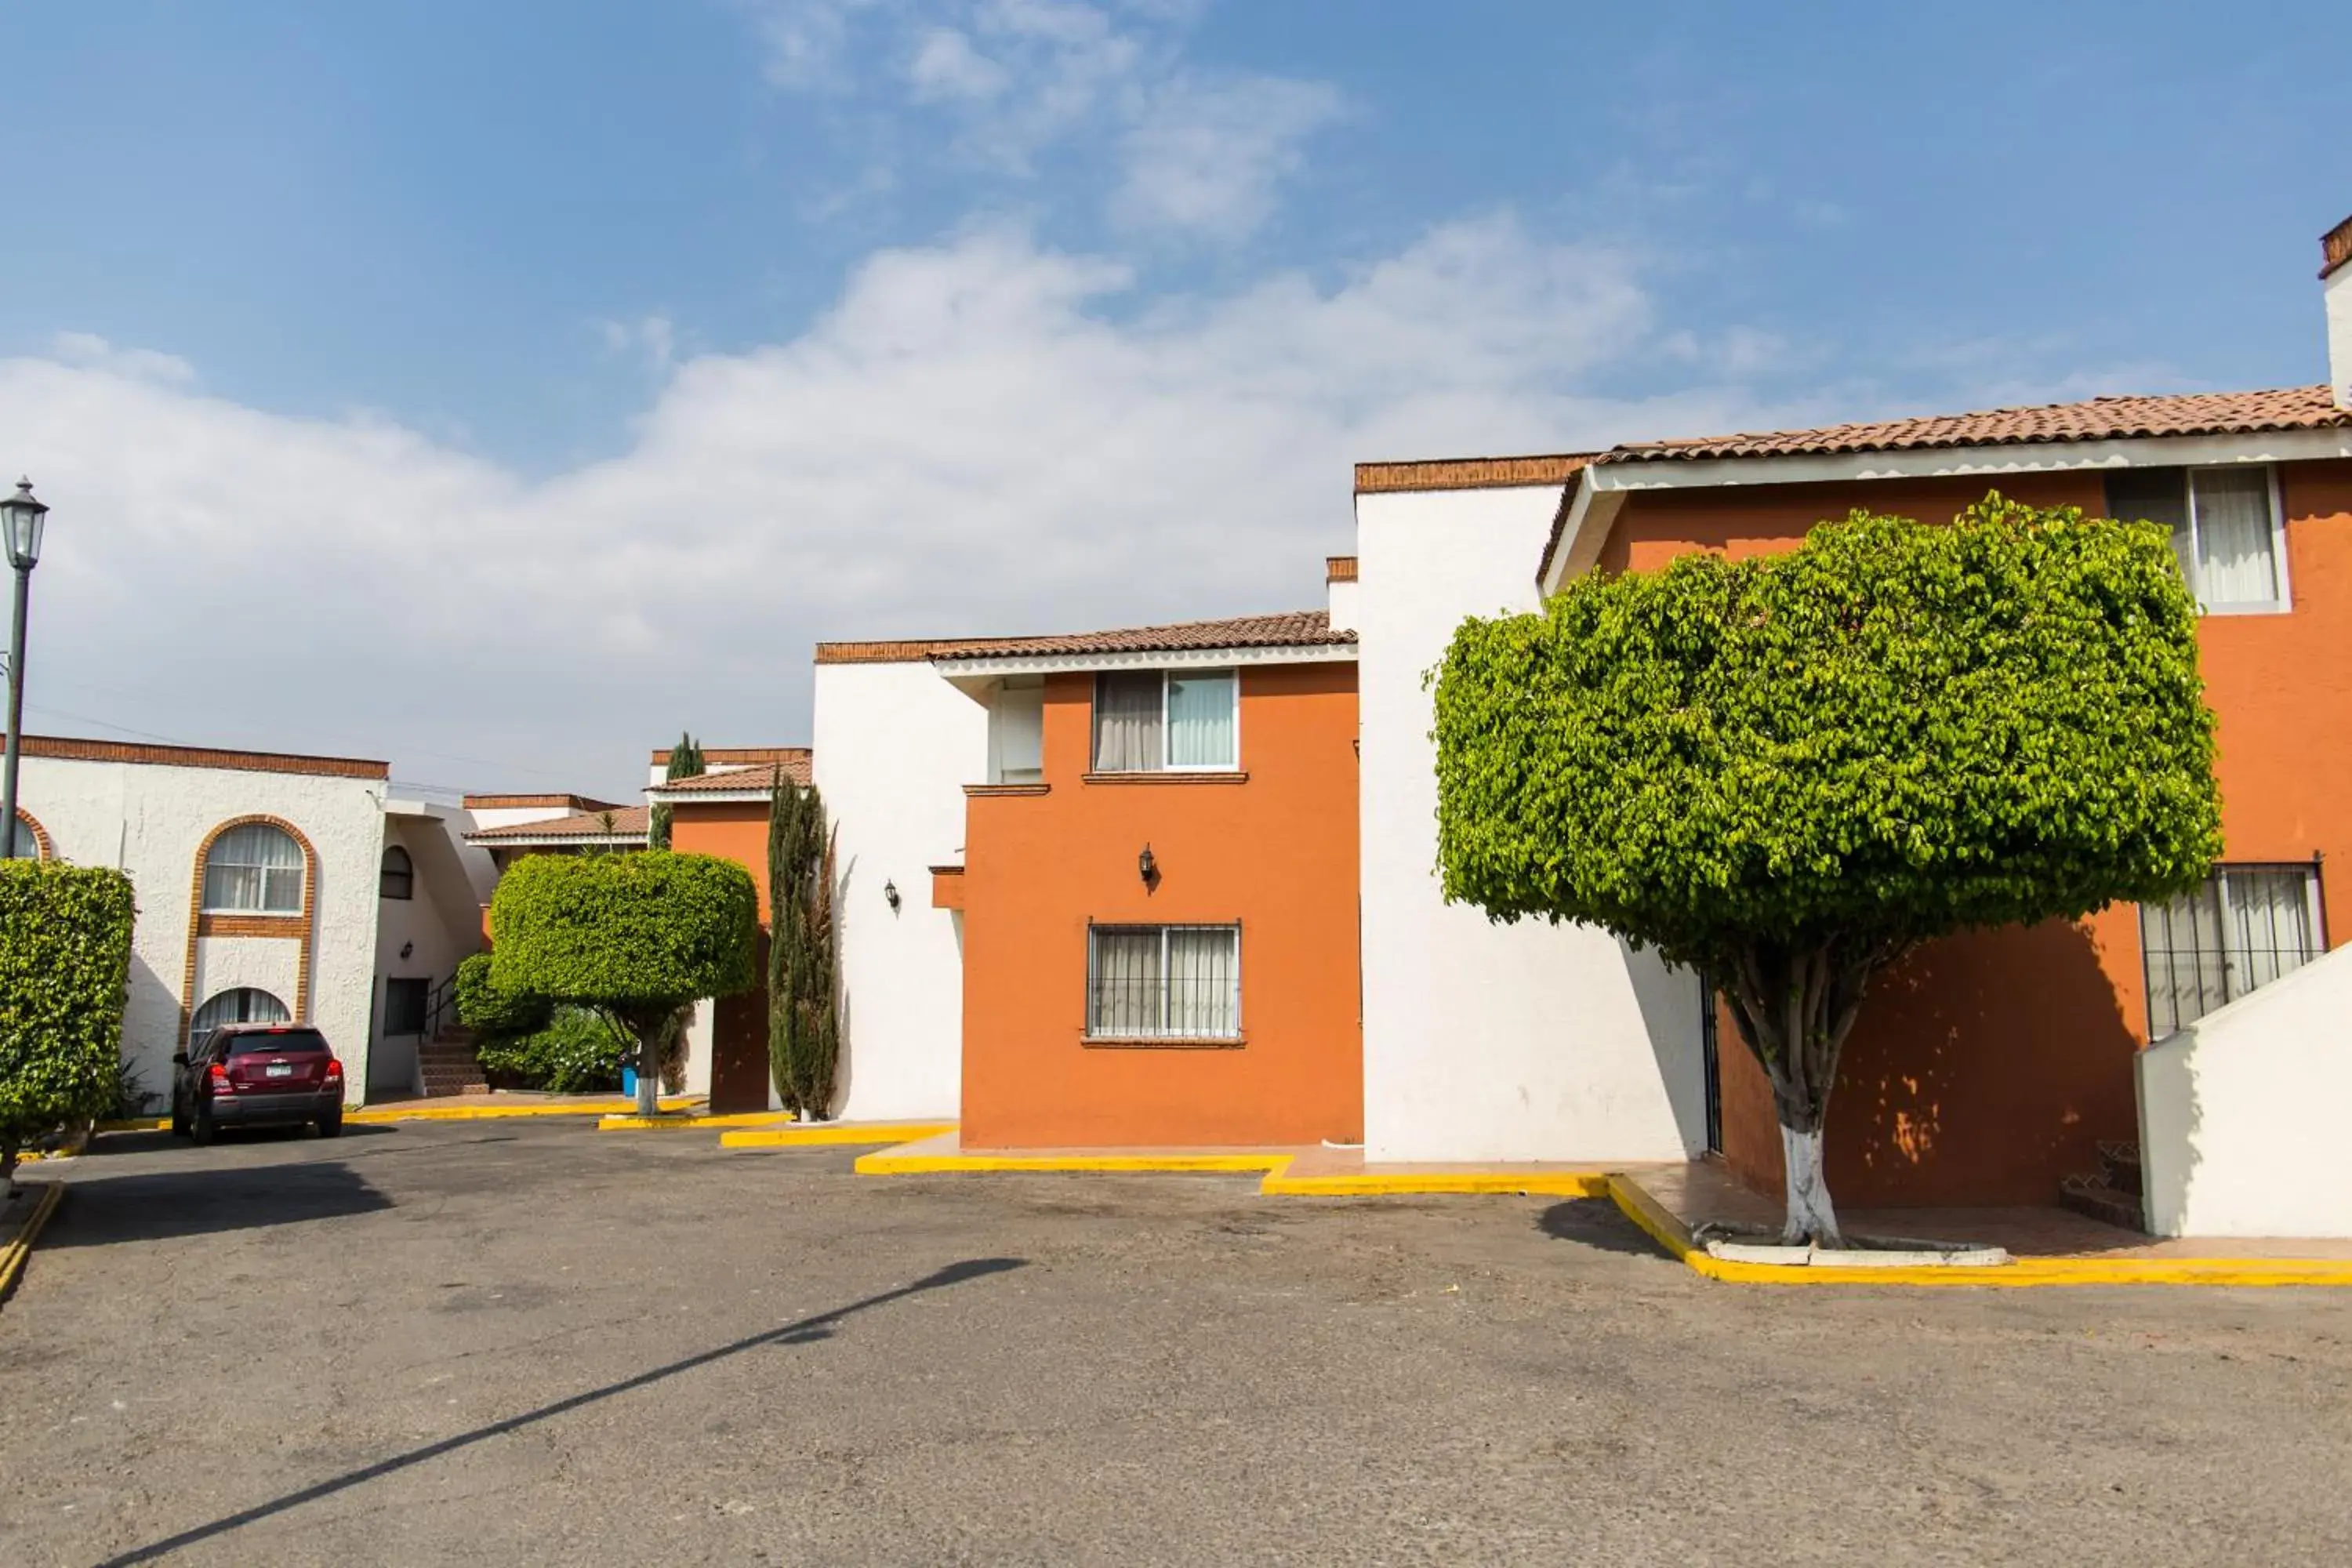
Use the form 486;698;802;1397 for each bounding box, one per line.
0;479;46;572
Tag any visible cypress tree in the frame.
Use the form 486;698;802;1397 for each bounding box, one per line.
766;770;840;1120
648;731;705;851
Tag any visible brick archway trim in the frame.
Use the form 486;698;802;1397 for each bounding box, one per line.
180;814;320;1041
13;808;51;861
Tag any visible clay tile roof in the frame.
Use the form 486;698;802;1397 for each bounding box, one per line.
815;610;1355;666
1602;386;2347;465
464;805;650;844
649;753;813;794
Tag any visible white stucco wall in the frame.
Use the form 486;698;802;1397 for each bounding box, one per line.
2325;256;2352;411
1327;575;1359;634
2137;942;2352;1237
1356;486;1708;1163
15;753;389;1108
811;660;988;1122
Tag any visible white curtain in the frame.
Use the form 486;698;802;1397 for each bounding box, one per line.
2143;882;2227;1039
1167;672;1236;768
191;986;290;1041
2223;868;2315;993
5;818;35;860
2192;470;2278;606
1166;927;1239;1037
1090;927;1162;1036
204;822;304;913
1093;673;1163;772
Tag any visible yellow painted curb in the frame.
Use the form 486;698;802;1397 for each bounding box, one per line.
348;1097;696;1125
850;1145;1613;1197
599;1111;798;1132
1263;1169;1612;1198
97;1117;172;1134
1599;1174;2352;1288
0;1182;64;1306
855;1148;1284;1177
724;1121;959;1150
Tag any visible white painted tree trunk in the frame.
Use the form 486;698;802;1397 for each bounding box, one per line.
636;1033;660;1118
1779;1122;1844;1248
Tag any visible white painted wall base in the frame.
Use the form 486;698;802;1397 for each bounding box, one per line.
2138;942;2352;1238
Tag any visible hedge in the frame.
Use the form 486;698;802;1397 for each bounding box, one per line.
2;862;137;1179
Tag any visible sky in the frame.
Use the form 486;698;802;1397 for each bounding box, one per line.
1;1;2343;800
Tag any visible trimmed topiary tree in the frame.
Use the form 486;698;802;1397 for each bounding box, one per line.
768;771;840;1120
1;862;136;1191
1434;495;2222;1246
647;732;705;852
454;951;550;1038
490;851;757;1117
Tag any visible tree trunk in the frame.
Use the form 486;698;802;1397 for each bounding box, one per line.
635;1028;659;1118
1;1133;18;1197
1715;933;1904;1249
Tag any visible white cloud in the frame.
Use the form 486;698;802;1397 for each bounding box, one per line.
595;313;680;373
44;332;197;387
0;217;1784;796
1113;74;1345;239
907;27;1010;100
739;0;888;88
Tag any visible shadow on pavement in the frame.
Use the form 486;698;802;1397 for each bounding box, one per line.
1536;1199;1673;1258
42;1159;395;1249
97;1257;1030;1566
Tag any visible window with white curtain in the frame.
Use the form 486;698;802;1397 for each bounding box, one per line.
203;822;305;913
1087;924;1241;1040
1091;669;1238;771
2140;864;2325;1038
191;986;291;1043
2106;466;2287;612
5;816;38;860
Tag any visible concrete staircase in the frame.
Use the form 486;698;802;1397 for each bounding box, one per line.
418;1027;488;1098
2059;1139;2144;1232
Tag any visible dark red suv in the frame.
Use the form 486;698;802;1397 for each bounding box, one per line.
172;1024;347;1143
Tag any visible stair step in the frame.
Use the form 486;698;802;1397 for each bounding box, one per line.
2096;1138;2142;1181
2059;1176;2145;1233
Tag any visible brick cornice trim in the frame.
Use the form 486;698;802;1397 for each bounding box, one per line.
963;783;1051;797
26;734;387;780
1353;454;1595;494
2322;215;2352;281
180;814;320;1043
13;808;52;862
1324;556;1357;583
197;913;308;939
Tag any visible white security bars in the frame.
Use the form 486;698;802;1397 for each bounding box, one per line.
1087;924;1241;1040
2141;863;2325;1037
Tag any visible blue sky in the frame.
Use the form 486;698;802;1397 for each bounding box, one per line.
0;1;2343;794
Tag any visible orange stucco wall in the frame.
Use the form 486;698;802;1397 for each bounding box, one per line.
668;801;777;1115
959;661;1363;1149
1611;462;2352;1206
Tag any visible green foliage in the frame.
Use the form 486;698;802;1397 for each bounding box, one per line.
647;731;706;852
476;1007;630;1093
768;775;840;1120
454;951;550;1036
489;851;758;1014
1434;495;2221;967
0;862;137;1178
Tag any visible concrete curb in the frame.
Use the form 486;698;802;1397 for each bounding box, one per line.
722;1121;959;1150
847;1140;2352;1288
0;1181;64;1308
348;1097;696;1126
599;1111;800;1132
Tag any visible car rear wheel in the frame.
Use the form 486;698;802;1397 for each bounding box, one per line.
188;1103;217;1147
317;1108;343;1138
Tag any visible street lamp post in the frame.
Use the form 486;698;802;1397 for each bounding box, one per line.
0;478;49;861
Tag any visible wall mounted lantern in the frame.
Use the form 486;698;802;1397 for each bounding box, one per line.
1138;843;1157;887
884;879;901;913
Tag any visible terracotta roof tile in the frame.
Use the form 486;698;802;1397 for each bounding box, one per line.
465;805;650;843
649;753;813;794
644;746;811;767
1602;386;2347;465
815;610;1354;666
461;793;619;811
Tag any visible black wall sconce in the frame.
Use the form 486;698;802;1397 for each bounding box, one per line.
1138;843;1159;891
883;879;901;913
398;940;413;960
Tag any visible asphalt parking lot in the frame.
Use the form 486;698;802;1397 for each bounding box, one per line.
3;1120;2350;1566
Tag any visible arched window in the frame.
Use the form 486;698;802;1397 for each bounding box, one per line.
203;822;305;913
379;844;415;900
191;986;291;1043
6;812;42;860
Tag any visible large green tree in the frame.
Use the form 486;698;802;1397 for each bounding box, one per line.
767;772;840;1120
646;732;706;852
1;862;136;1190
1434;495;2221;1246
489;851;757;1117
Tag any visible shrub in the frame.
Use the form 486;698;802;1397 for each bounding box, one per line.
475;1007;630;1093
1;862;137;1187
768;775;840;1120
455;951;550;1036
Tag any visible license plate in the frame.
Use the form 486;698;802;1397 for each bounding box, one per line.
265;1063;294;1078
